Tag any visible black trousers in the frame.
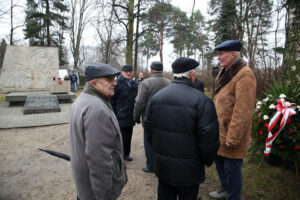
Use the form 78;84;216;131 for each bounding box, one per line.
120;126;133;157
157;179;199;200
144;131;154;170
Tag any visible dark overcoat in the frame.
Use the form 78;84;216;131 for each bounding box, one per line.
144;78;219;186
111;75;138;127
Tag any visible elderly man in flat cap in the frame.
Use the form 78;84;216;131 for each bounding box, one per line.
134;61;170;173
144;57;219;200
70;63;127;200
111;64;138;161
209;40;256;200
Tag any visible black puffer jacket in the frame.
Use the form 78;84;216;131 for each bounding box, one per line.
144;78;219;186
111;75;138;127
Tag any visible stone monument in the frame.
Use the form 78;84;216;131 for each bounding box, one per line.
0;45;59;93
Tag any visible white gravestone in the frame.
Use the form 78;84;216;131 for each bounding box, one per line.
0;45;59;93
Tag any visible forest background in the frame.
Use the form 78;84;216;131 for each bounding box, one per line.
0;0;299;96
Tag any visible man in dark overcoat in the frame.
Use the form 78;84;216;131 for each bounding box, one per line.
144;57;220;200
111;64;138;161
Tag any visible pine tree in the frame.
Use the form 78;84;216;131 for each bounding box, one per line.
140;31;159;68
24;0;69;67
215;0;239;45
24;0;68;47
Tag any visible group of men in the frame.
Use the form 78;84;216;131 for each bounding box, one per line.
69;40;256;200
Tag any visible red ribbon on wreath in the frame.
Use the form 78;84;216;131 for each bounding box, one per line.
264;98;297;156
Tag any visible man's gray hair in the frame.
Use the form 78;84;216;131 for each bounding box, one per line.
173;69;195;79
235;51;241;57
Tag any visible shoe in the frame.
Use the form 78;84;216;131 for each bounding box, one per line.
142;167;154;173
209;190;227;199
124;156;133;161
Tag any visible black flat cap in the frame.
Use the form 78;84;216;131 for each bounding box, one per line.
121;64;133;71
214;40;242;51
172;57;199;73
150;61;163;71
85;63;120;81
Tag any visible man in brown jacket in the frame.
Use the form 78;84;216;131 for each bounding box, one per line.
209;40;256;200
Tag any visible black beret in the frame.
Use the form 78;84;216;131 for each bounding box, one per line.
150;61;163;71
121;64;133;71
171;57;199;73
85;63;120;81
214;40;242;51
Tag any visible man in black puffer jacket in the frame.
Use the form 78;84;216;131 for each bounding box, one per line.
111;64;138;161
144;57;219;200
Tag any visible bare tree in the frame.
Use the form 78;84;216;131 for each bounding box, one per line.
9;0;24;45
92;0;122;65
244;0;272;69
69;0;95;69
186;0;195;57
273;0;284;68
112;0;135;66
0;0;10;18
133;0;141;77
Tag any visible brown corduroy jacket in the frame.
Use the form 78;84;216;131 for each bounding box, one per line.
213;64;256;159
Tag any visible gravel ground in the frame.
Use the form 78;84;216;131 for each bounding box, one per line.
0;123;220;200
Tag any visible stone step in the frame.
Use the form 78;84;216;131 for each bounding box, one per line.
6;91;75;106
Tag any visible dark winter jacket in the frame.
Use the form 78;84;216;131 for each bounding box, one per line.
194;78;204;92
144;78;219;186
71;74;78;82
111;75;138;127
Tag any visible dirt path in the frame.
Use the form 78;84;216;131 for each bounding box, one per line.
0;124;219;200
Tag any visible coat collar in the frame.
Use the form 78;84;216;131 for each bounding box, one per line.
83;82;112;110
214;58;247;95
152;72;164;77
172;77;194;87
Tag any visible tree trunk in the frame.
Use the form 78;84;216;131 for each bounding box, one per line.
126;0;135;66
134;0;141;78
10;0;13;45
45;0;51;46
282;0;300;81
187;0;195;57
159;24;164;64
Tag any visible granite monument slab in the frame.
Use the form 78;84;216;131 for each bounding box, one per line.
23;95;61;114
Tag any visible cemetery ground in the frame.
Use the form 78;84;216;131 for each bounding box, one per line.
0;92;300;200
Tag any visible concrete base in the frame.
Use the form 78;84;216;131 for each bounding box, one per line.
6;91;76;105
6;91;50;106
50;80;71;94
23;95;60;114
56;92;76;103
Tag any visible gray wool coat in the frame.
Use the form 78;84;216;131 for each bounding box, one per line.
134;72;170;123
70;85;127;200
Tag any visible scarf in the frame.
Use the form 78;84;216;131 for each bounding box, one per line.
83;82;112;110
214;58;247;95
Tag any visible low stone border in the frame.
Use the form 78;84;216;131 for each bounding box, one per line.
0;101;71;128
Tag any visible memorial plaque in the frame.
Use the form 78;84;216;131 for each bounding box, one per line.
23;95;61;114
